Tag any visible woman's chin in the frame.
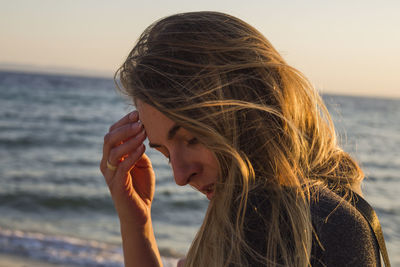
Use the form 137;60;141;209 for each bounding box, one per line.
206;190;215;200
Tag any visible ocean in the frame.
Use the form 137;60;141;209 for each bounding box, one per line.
0;71;398;266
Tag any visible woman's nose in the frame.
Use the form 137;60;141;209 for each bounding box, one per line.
170;155;197;186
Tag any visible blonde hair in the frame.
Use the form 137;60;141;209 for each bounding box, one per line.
116;11;364;266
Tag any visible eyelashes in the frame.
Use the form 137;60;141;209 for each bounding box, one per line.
187;137;199;145
166;138;197;163
154;137;199;164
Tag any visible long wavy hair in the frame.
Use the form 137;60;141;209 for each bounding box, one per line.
116;11;364;266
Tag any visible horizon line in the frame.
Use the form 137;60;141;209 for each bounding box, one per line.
1;64;398;100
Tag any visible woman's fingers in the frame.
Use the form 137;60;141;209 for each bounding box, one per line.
102;122;143;161
105;121;143;149
108;130;146;165
109;111;139;132
104;142;146;189
117;144;146;175
100;111;144;175
101;129;145;175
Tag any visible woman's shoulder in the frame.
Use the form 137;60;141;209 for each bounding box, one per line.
310;186;381;266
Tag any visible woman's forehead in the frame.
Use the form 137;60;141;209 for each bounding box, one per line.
136;100;176;142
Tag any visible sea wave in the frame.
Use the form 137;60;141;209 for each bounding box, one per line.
0;192;114;212
0;227;178;267
0;190;207;214
0;135;95;148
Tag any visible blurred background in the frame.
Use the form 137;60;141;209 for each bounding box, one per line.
0;0;399;266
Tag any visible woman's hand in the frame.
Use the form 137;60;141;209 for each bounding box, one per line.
100;111;155;226
100;111;162;267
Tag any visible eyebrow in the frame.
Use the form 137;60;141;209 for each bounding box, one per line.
148;124;181;148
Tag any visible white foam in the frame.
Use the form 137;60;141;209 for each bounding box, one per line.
0;227;178;267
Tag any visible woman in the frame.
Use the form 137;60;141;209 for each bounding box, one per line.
100;11;382;266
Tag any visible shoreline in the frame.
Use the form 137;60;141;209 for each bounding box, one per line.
0;253;77;267
0;252;179;267
0;224;181;267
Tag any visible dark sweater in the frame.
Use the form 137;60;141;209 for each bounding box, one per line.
243;186;381;266
310;187;380;266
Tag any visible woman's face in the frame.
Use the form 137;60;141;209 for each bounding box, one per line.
137;100;218;200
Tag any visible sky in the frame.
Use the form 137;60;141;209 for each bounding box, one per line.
1;0;399;98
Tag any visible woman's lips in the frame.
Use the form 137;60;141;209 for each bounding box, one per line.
200;184;215;200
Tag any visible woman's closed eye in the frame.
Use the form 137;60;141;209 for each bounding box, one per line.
187;137;199;145
151;137;198;163
163;139;197;163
